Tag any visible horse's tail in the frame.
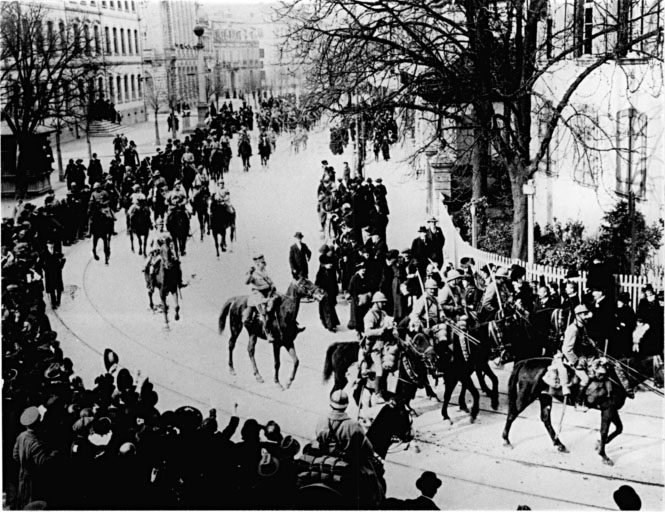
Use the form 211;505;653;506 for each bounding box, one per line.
219;299;233;334
323;342;342;383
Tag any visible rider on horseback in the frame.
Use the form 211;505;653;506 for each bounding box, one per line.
559;304;597;410
127;184;147;217
243;254;277;343
212;179;230;204
359;292;397;402
145;233;187;289
407;279;447;339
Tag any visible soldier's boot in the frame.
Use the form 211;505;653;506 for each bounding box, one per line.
575;384;589;412
258;306;274;343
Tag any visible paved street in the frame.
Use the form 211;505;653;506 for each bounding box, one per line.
28;124;664;510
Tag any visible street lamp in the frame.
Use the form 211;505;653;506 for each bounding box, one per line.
194;25;207;129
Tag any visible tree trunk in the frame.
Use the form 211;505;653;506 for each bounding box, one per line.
154;109;161;146
86;127;92;161
15;136;28;199
509;166;528;260
55;129;64;182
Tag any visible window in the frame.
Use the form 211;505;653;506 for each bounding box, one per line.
120;28;125;54
259;48;264;58
110;0;114;8
112;27;118;53
127;30;132;54
137;74;142;99
117;76;123;102
583;3;593;55
125;1;129;11
73;24;81;53
131;1;135;12
546;17;553;59
124;75;129;102
93;25;100;53
131;75;136;100
97;77;104;99
109;76;114;102
538;101;558;176
570;106;600;187
102;1;107;7
83;25;91;55
104;27;110;53
617;0;632;56
616;109;647;198
134;30;139;55
46;21;54;48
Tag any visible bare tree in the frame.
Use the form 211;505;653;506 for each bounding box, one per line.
1;1;106;196
277;0;663;259
144;73;170;145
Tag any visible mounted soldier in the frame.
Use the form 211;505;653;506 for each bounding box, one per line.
242;254;277;343
358;292;398;402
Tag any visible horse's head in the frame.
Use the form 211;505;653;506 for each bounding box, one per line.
407;333;439;373
291;277;325;302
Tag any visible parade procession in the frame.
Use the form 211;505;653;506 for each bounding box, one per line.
1;0;664;510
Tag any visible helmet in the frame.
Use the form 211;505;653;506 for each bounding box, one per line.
574;304;591;315
330;390;349;410
425;279;438;290
132;184;141;191
92;182;102;190
495;267;510;278
446;270;462;281
253;254;265;262
372;292;388;303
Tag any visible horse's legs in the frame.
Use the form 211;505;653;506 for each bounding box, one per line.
441;375;458;423
502;386;535;448
286;347;299;389
129;231;135;253
597;409;617;466
104;235;111;264
161;291;169;327
463;375;480;422
92;234;99;260
173;290;180;321
213;232;220;258
198;212;205;240
221;227;227;251
272;341;284;390
482;363;500;410
247;335;264;383
458;382;469;413
537;394;567;452
148;288;154;310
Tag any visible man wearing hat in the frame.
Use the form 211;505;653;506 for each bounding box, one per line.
411;226;429;279
561;303;596;407
315;390;384;506
403;471;442;509
408;278;446;330
289;232;312;280
360;292;395;400
243;254;277;342
510;264;535;312
13;407;55;510
348;261;371;336
478;267;511;323
87;152;104;186
425;217;445;269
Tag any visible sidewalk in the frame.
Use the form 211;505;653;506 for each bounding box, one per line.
1;113;176;218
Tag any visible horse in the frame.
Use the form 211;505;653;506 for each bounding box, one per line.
322;335;440;411
149;186;167;226
145;245;181;327
127;203;152;256
218;278;325;389
502;355;663;465
209;200;236;257
165;207;190;257
191;188;210;241
238;139;252;172
181;163;197;197
90;207;114;264
258;138;271;167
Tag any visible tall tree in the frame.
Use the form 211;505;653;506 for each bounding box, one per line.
1;1;105;196
278;0;662;259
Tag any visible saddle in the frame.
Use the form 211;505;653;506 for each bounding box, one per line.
296;444;350;489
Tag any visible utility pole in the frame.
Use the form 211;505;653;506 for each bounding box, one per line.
628;109;636;274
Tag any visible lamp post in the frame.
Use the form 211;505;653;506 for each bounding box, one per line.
194;25;208;129
522;179;536;264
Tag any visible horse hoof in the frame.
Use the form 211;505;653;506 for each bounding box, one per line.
557;444;568;453
275;382;285;391
503;440;513;449
175;313;180;321
491;401;499;411
595;440;601;452
413;445;421;454
229;367;236;376
459;406;469;413
93;254;99;261
286;379;294;389
602;457;614;466
470;416;477;424
254;374;264;384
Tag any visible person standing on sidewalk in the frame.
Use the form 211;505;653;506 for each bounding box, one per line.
87;153;104;187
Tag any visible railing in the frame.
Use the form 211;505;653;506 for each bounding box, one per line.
435;196;662;310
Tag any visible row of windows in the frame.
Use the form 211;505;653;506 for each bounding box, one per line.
539;106;648;198
99;73;143;104
43;21;139;57
75;1;136;13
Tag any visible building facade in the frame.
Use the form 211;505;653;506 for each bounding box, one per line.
531;0;664;234
140;0;203;111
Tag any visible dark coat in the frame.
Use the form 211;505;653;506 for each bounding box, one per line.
410;237;429;277
316;265;340;330
425;227;445;267
403;495;440;510
613;305;637;358
40;251;65;293
289;242;312;279
380;263;403;320
13;429;52;510
588;296;615;346
348;271;371;331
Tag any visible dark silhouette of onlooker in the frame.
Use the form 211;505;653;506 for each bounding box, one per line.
613;484;642;510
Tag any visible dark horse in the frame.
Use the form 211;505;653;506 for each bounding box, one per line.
191;187;210;241
166;207;190;257
209;200;236;257
90;207;114;264
238;139;252;172
145;244;181;327
127;204;152;256
502;356;663;465
218;278;325;389
323;336;439;410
